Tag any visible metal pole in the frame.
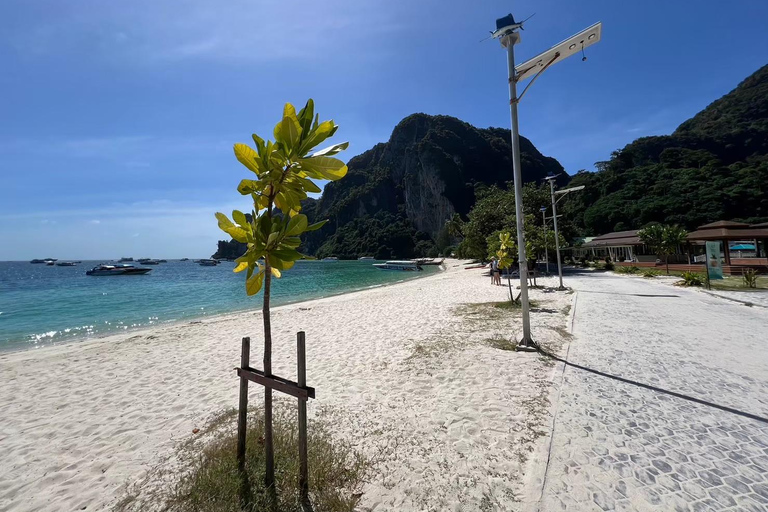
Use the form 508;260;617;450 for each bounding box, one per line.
542;209;549;275
549;179;565;290
502;32;534;346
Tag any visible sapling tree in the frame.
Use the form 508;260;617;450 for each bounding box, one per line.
216;100;348;491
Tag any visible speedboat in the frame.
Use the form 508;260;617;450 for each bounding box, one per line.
180;258;189;261
137;258;160;265
358;256;374;260
118;257;134;262
86;264;152;276
31;258;56;264
198;259;219;266
56;261;78;266
373;260;422;271
322;257;338;261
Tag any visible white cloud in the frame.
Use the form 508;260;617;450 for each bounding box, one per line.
89;219;101;224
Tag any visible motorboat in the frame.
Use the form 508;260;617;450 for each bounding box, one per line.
118;257;134;262
414;258;444;266
322;257;338;261
56;261;78;266
137;258;160;265
31;258;57;264
180;258;189;261
158;259;168;263
358;256;374;260
46;261;55;266
86;264;152;276
373;260;422;271
198;259;219;266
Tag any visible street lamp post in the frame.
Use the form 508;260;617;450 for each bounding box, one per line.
541;206;549;275
492;14;602;345
545;176;585;290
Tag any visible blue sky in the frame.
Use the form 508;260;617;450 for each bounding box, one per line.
1;0;766;260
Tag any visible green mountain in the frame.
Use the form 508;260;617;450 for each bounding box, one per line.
563;64;768;235
301;113;566;259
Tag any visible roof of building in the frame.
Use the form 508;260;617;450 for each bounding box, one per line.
697;220;751;229
687;220;768;240
582;230;642;248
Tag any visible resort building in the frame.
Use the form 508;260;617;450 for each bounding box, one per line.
574;220;768;274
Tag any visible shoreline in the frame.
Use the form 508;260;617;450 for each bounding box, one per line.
0;261;571;512
0;263;444;358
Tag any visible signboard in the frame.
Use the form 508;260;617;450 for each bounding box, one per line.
705;241;723;280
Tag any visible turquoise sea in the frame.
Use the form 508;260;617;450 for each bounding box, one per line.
0;260;439;352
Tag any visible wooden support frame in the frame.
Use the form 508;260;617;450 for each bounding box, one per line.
235;332;315;508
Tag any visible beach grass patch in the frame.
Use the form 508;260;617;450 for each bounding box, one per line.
484;336;517;351
115;408;367;512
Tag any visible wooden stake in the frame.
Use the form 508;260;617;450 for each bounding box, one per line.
237;337;250;474
297;331;309;506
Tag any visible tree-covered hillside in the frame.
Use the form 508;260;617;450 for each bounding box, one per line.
563;64;768;235
301;113;566;258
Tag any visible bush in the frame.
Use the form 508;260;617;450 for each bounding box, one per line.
615;265;640;275
679;271;705;287
618;256;626;262
116;408;368;512
604;261;615;271
642;269;661;278
743;269;758;288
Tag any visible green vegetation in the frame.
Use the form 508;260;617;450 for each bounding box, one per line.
300;114;566;259
742;268;759;289
615;266;640;275
637;224;688;275
679;271;705;287
484;336;517;351
215;100;348;495
116;409;367;512
562;64;768;235
641;269;661;278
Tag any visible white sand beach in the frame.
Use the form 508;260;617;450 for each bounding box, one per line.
0;261;573;512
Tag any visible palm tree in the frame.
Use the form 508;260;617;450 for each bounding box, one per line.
638;224;688;275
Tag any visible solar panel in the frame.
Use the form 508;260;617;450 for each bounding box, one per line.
514;22;602;83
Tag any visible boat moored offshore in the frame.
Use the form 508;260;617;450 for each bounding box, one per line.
372;260;423;271
86;264;152;276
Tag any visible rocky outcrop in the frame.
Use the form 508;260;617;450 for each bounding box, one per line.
301;113;566;257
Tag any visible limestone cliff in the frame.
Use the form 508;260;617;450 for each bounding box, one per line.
301;113;566;258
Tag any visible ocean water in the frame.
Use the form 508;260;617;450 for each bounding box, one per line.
0;260;439;352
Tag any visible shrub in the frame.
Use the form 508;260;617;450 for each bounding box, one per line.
615;266;640;275
618;256;626;262
642;269;660;278
116;408;368;512
604;261;615;271
679;271;705;287
743;269;758;289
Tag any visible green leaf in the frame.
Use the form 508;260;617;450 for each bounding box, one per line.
286;214;308;236
311;141;349;158
246;270;264;296
297;99;315;135
273;103;302;153
233;261;248;273
215;212;248;243
237;179;260;195
301;178;321;194
305;219;328;232
298;156;348;180
232;210;248;227
233;144;263;176
299;120;336;154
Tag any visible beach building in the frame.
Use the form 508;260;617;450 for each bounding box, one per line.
576;220;768;274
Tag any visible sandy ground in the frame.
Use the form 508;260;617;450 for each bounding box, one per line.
0;261;572;512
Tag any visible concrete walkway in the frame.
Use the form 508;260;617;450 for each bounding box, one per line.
537;273;768;511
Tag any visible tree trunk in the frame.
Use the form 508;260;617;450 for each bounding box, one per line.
506;268;514;302
263;255;275;500
665;254;670;275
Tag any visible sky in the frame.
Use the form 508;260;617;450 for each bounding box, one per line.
1;0;766;260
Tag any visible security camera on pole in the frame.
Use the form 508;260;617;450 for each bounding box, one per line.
491;14;601;348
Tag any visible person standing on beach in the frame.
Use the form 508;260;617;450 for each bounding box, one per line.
494;259;502;286
490;258;497;284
